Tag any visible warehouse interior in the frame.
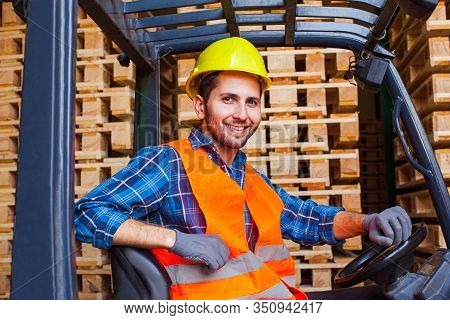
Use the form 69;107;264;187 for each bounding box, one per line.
0;0;449;299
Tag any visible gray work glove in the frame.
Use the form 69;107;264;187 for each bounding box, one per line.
363;206;412;246
169;229;230;272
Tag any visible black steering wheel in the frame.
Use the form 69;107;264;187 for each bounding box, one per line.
334;223;428;288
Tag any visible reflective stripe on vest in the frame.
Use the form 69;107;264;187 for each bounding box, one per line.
237;282;295;300
164;251;264;284
152;139;307;300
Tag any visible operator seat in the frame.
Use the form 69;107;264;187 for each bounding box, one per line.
110;246;386;300
110;246;171;300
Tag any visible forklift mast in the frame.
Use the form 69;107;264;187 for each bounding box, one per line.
8;0;450;299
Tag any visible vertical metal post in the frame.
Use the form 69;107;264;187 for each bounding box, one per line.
11;0;78;299
134;61;161;152
386;62;450;247
380;85;396;207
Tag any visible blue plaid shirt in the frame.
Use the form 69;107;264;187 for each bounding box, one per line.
74;128;344;250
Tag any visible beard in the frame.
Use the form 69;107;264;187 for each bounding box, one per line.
205;112;258;150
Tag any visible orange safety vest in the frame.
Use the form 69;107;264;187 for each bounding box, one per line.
152;139;308;300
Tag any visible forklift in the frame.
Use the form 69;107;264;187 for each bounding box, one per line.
7;0;450;299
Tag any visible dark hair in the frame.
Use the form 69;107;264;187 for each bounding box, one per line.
198;71;263;104
198;71;220;104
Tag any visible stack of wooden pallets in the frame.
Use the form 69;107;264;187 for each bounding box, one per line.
0;2;24;300
74;8;137;300
75;8;177;300
390;0;449;266
0;4;178;299
260;46;363;292
359;119;388;215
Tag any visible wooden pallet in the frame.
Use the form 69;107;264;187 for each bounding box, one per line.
75;157;130;198
0;273;10;298
0;92;21;122
0;231;12;298
421;111;450;147
397;187;450;218
359;133;384;147
419;224;446;250
0;120;19;156
410;73;450;117
287;243;334;291
358;147;385;162
76;259;113;299
0;205;14;226
400;36;450;94
283;183;362;215
75;119;134;159
393;137;406;162
0;25;26;58
395;149;450;189
266;50;325;110
390;8;415;56
76;56;136;92
262;47;356;79
77;25;112;59
360;175;386;191
0;60;22;90
177;57;196;88
0;230;12;256
1;2;25;27
0;170;15;190
268;80;356;108
77;273;112;300
391;1;449;68
76;86;135;120
359;120;383;133
0;253;11;299
76;242;110;269
329;149;360;183
0;21;116;61
360;161;385;176
293;249;358;292
261;113;358;148
246;149;358;183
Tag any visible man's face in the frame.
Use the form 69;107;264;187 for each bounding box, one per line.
194;71;262;150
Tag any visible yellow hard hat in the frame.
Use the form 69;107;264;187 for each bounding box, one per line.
185;37;271;99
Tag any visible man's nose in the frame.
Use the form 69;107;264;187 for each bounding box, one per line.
232;103;248;120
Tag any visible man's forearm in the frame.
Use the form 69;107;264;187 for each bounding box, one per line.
112;219;176;249
333;211;368;240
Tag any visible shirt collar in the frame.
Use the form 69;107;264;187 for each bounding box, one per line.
188;127;215;150
187;127;247;169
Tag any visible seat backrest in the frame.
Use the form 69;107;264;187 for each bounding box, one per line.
110;246;171;299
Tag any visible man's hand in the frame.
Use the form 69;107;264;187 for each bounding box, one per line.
169;230;230;272
363;206;412;246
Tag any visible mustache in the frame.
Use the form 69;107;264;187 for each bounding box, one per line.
224;121;253;126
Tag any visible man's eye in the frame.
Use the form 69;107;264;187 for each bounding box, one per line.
248;99;259;107
223;96;234;103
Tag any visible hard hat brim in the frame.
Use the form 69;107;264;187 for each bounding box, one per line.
186;69;271;100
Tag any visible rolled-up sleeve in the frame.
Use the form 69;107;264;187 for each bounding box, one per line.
258;172;345;246
74;146;170;249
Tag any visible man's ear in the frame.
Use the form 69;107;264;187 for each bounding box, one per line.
193;95;206;120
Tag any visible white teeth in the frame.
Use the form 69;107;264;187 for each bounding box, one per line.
226;125;246;131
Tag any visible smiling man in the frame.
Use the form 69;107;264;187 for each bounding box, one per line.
193;70;261;164
74;37;412;300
